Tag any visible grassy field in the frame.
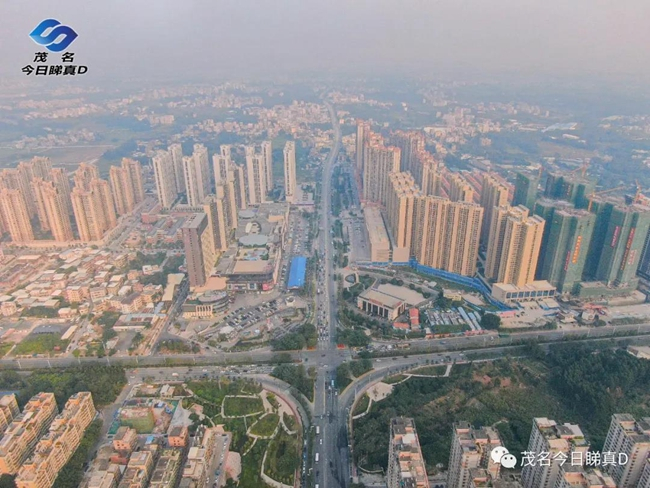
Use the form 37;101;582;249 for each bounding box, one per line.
250;413;279;437
223;396;264;417
352;394;370;416
13;334;69;356
382;374;407;385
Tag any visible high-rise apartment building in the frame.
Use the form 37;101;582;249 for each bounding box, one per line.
391;131;425;176
385;172;421;262
182;213;215;287
152;151;178;210
480;174;510;245
109;166;135;216
387;418;430;488
20;157;52;182
245;146;268;205
520;418;588;488
0;393;58;475
0;168;36;218
213;149;230;186
485;206;545;287
555;466;615;488
0;189;34;243
121;158;144;204
261;141;273;192
534;199;595;294
71;179;117;242
31;179;73;242
31;178;51;232
601;414;650;488
420;156;443;196
512;171;540;211
544;172;595;210
283;141;297;204
232;164;248;210
583;200;650;287
413;197;483;277
203;194;229;252
184;145;211;207
168;143;185;194
356;120;371;176
362;143;400;205
0;396;19;438
448;173;475;203
447;422;502;488
73;163;100;192
16;392;95;488
49;168;71;215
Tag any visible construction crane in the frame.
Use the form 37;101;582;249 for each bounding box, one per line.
587;185;627;212
569;160;590;178
634;180;650;205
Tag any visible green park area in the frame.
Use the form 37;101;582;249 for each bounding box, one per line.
353;344;650;473
13;333;69;356
186;378;302;488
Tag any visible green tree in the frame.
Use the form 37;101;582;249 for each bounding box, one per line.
480;313;501;330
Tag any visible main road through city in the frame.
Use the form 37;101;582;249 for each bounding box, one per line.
312;100;350;488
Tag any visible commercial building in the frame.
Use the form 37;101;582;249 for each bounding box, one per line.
245;146;268;205
485;206;545;287
182;213;215;288
283;141;297;203
447;422;502;488
386;417;430;488
0;393;58;475
0;189;34;243
491;281;556;304
153;150;178;210
480;173;510;245
362;141;400;205
16;392;96;488
512;171;540;211
534;199;595;294
601;414;650;488
520;418;588;488
413;197;483;277
357;287;406;320
287;256;307;289
385;172;421;262
365;207;392;262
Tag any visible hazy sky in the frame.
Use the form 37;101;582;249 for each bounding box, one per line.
1;0;649;83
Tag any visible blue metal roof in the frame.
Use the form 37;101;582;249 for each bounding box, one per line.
287;256;307;289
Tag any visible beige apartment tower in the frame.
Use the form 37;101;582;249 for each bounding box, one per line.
413;197;483;277
521;418;589;488
356;120;371;176
73;163;100;192
448;173;475;203
447;422;502;488
261;140;273;192
182;213;215;287
153;150;178;209
385;172;421;262
31;179;74;242
387;418;430;488
168;143;185;194
109;165;135;216
50;168;71;215
71;179;117;242
480;173;510;245
245;146;268;205
0;393;58;475
0;189;34;243
0;168;36;218
485;205;545;287
204;194;229;252
284;141;297;204
601;414;650;488
363;143;400;205
0;396;19;438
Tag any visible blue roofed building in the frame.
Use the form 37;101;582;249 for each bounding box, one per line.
287;256;307;289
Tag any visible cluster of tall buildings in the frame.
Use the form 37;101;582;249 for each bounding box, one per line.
439;415;650;488
0;392;96;488
0;157;143;245
357;120;650;302
152;141;296;287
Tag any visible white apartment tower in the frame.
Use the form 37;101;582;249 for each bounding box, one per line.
283;141;297;204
